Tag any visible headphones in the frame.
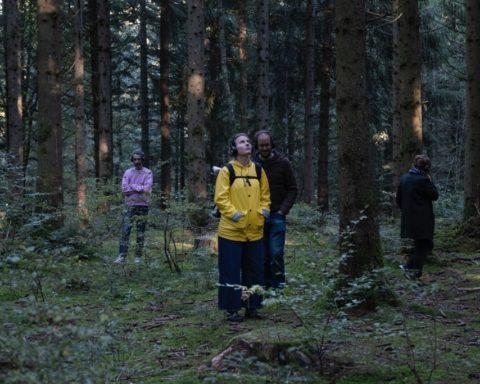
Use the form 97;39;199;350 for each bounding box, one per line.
229;133;250;157
254;130;275;150
130;150;145;162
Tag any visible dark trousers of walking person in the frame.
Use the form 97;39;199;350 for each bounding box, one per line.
263;213;286;289
406;239;433;276
119;205;149;258
218;237;264;312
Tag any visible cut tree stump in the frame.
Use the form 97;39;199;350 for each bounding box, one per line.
193;235;218;253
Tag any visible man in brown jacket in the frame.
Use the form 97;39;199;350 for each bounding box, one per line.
254;131;297;289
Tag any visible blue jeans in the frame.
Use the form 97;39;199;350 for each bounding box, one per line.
218;237;264;312
119;205;149;258
263;212;286;288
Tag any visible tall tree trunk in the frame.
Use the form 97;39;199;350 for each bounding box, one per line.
96;0;113;179
139;0;149;167
317;0;334;211
336;0;382;278
160;0;171;206
464;0;480;221
238;0;248;132
217;0;235;129
88;0;99;177
5;0;24;169
256;0;269;131
186;0;207;202
303;0;314;204
37;0;63;210
74;0;88;219
392;0;423;188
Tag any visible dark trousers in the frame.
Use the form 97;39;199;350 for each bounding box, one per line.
218;237;264;312
119;205;149;258
263;213;286;288
406;239;433;273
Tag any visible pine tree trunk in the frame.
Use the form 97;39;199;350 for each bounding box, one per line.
160;0;171;206
74;0;88;219
392;0;423;188
217;0;235;128
139;0;149;167
5;0;24;169
96;0;113;179
37;0;63;210
186;0;207;203
88;0;99;177
238;0;248;132
256;0;269;131
336;0;382;278
317;0;334;211
303;0;315;204
464;0;480;221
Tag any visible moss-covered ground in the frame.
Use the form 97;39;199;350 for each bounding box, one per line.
1;205;479;383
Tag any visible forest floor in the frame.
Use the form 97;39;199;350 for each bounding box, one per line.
1;205;479;383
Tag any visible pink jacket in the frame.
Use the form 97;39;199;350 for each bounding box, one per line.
121;167;153;206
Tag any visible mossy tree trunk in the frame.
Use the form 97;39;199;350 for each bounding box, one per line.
303;0;314;204
256;0;269;131
95;0;113;179
317;0;334;211
5;0;24;169
238;1;248;132
336;0;382;278
392;0;423;189
74;0;88;219
186;0;207;203
139;0;149;167
160;0;171;206
37;0;63;210
464;0;480;221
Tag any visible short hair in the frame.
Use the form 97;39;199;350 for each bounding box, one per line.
413;154;431;170
131;150;145;161
254;130;275;149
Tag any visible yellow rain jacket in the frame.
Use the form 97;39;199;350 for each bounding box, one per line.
214;160;270;242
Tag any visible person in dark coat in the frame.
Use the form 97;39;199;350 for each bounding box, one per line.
396;154;439;278
253;131;297;289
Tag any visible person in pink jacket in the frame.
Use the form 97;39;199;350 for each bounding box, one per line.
113;150;153;264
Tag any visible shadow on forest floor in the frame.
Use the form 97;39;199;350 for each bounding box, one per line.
0;207;479;383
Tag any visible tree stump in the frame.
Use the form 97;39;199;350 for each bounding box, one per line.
193;235;218;253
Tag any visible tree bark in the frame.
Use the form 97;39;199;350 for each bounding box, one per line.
140;0;149;167
96;0;113;179
238;0;248;132
217;0;235;129
317;0;334;211
74;0;88;219
464;0;480;221
37;0;63;210
4;0;24;169
336;0;382;277
160;0;171;206
186;0;207;202
88;0;99;177
256;0;269;131
303;0;315;204
392;0;423;188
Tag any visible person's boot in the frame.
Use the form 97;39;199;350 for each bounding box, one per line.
226;311;243;322
245;308;263;319
113;255;126;264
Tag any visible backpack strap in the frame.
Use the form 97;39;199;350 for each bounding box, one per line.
226;163;235;186
254;162;262;182
226;162;262;186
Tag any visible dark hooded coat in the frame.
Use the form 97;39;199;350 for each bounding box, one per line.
396;171;439;240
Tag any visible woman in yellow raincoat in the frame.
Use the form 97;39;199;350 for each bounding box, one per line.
214;133;270;322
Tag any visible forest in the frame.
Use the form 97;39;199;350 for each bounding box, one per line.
1;0;479;383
